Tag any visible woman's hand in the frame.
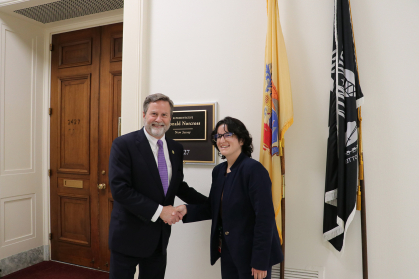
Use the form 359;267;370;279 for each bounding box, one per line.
174;204;187;217
251;267;267;279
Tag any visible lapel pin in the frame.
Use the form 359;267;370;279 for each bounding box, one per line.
172;150;175;154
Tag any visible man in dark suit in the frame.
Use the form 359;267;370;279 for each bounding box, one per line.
108;93;207;279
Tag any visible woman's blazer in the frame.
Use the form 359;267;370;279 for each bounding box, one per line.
183;152;283;271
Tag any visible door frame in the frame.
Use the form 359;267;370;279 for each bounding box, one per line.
42;11;124;261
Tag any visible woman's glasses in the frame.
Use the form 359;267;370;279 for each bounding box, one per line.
213;132;234;141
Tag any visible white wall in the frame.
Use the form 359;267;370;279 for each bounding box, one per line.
349;1;419;277
119;0;419;279
146;1;266;277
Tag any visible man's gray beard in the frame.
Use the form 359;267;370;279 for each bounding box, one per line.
148;124;170;138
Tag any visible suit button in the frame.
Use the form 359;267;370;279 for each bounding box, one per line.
225;231;229;236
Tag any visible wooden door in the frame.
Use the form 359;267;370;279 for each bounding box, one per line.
98;23;123;271
50;23;122;271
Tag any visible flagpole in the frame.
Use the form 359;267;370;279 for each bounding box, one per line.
280;143;285;279
349;0;369;275
357;108;368;279
360;172;368;279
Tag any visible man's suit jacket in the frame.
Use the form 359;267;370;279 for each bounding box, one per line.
183;152;283;271
108;128;207;257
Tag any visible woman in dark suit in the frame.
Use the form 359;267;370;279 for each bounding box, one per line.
176;117;283;279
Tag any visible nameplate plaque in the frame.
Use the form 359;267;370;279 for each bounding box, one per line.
63;179;83;188
167;110;207;141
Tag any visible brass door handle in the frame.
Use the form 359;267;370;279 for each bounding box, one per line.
97;183;106;190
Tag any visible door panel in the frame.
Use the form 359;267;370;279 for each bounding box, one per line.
110;33;123;62
59;39;92;68
58;194;91;245
58;75;91;173
50;22;122;271
50;26;101;268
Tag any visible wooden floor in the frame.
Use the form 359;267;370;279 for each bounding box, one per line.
2;261;109;279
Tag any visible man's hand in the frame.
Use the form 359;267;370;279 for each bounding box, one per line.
251;268;267;279
173;205;187;217
160;205;182;225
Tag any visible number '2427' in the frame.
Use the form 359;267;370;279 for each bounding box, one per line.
68;119;80;125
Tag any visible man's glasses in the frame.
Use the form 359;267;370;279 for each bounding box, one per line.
213;132;234;141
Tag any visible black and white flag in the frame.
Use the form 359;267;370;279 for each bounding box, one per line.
323;0;364;252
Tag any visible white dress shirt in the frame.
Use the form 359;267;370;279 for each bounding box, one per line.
143;127;172;222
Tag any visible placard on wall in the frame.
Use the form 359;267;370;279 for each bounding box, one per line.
166;103;217;165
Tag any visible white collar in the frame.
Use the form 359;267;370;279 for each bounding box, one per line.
143;127;166;147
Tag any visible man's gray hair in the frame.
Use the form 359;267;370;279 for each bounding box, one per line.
143;93;174;117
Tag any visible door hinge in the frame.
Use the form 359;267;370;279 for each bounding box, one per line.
49;233;53;240
48;169;51;177
49;108;52;116
49;44;53;51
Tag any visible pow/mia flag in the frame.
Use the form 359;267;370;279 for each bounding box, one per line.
323;0;364;252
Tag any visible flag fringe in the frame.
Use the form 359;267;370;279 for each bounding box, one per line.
325;189;338;206
356;96;364;108
280;117;294;141
276;223;283;244
324;204;357;253
323;226;344;241
275;204;281;217
339;204;357;253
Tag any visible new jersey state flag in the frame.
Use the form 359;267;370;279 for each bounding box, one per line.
259;0;293;244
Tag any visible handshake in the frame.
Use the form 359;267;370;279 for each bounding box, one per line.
159;205;187;225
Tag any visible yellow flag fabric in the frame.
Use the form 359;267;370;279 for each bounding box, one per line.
259;0;293;244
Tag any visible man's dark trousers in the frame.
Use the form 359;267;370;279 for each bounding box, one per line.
110;237;166;279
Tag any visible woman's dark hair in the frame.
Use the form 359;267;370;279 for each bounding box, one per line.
211;116;253;159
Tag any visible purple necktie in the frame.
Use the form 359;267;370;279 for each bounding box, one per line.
157;140;169;195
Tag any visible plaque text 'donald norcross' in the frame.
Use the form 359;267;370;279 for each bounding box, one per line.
167;110;207;141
